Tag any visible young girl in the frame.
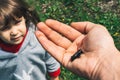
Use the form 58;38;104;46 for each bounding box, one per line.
0;0;60;80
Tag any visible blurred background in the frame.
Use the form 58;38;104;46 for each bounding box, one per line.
25;0;120;80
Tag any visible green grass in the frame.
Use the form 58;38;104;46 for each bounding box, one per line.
25;0;120;80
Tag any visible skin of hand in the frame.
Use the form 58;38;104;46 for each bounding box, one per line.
35;19;120;80
50;77;59;80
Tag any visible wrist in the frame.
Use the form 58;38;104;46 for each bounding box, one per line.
91;50;120;80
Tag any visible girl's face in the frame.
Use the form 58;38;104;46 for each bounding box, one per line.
0;17;27;45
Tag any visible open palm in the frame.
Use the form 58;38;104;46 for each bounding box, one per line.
35;19;118;78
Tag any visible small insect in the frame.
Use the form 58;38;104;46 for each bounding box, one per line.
71;49;83;61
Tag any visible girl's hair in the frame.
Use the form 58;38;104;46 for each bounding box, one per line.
0;0;39;31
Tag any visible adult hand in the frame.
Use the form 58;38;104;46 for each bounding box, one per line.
35;19;120;80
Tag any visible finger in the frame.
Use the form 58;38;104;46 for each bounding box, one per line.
45;19;82;41
70;21;96;34
67;35;85;54
37;22;72;49
35;31;65;62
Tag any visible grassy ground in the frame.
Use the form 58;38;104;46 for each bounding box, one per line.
25;0;120;80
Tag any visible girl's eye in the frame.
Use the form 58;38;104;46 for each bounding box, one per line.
0;26;11;31
15;20;22;25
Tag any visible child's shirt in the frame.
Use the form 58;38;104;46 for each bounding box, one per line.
0;24;60;80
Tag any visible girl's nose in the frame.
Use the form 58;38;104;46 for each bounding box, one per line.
10;28;18;36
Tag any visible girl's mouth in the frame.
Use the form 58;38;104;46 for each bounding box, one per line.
11;36;22;41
